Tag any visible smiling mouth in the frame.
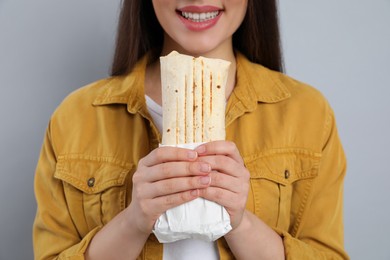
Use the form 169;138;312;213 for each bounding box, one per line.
179;11;220;22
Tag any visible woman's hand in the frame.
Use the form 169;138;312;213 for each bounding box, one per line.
194;141;285;259
86;147;212;259
194;141;250;230
126;146;212;235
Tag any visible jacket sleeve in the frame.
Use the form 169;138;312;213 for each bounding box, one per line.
275;106;349;259
33;122;101;260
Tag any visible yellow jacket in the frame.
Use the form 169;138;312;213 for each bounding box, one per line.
33;52;348;259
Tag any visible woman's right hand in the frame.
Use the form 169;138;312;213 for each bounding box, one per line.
125;146;212;235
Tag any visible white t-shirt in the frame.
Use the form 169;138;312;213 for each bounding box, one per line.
145;95;219;260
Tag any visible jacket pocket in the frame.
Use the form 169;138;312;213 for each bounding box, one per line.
245;149;320;232
54;154;133;237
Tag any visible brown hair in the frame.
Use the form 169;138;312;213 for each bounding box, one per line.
111;0;283;76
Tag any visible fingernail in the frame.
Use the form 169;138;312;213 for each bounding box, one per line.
187;151;197;159
199;163;211;173
200;176;211;185
196;145;206;154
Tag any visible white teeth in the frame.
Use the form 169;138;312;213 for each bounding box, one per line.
181;11;219;22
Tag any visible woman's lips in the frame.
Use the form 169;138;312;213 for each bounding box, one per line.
177;5;222;31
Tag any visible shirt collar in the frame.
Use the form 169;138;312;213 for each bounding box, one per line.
224;52;291;125
234;51;291;105
92;52;291;113
92;55;149;114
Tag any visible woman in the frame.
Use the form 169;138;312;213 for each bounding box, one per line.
33;0;349;259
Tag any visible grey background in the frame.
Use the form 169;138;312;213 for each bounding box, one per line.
0;0;389;259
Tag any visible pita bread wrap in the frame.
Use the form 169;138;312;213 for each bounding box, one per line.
160;51;230;145
153;51;232;243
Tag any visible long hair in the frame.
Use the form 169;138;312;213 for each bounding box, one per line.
111;0;283;76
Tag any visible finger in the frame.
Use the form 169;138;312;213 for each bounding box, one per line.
150;189;200;213
199;187;244;210
197;155;244;178
145;175;212;198
208;171;242;193
195;141;244;164
145;161;211;182
140;146;198;167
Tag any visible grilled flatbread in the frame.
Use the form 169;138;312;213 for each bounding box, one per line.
161;51;230;145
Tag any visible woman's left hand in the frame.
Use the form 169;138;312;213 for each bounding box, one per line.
195;141;250;230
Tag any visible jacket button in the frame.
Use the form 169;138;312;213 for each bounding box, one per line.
87;177;95;187
284;170;290;179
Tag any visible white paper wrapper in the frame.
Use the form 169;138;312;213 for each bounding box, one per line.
153;143;232;243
